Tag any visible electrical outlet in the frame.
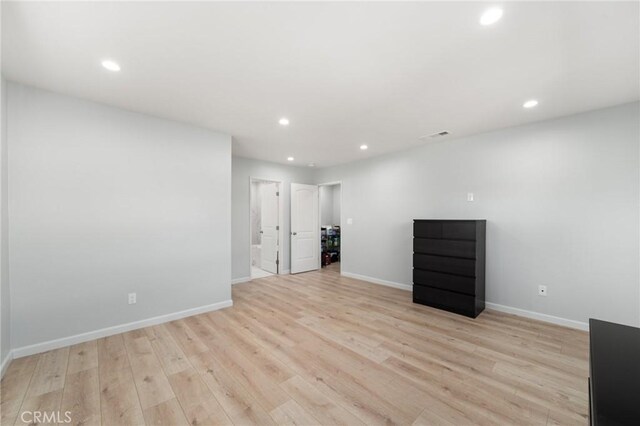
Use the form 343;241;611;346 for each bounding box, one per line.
538;285;547;297
128;293;137;304
467;193;474;202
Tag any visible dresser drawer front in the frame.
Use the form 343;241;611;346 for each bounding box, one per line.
413;285;477;316
413;238;476;259
414;221;443;239
413;254;476;277
413;269;476;295
442;221;477;240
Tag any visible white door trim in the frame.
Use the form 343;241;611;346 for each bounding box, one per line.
249;177;285;275
317;181;343;270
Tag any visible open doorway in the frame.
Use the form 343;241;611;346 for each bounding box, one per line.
250;178;282;279
319;182;341;273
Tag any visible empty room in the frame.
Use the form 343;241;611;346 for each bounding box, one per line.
1;1;639;425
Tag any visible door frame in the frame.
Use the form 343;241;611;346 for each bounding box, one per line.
249;177;285;275
317;181;343;271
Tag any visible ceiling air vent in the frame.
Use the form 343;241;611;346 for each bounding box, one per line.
419;131;450;140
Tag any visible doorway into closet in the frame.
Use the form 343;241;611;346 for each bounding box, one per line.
319;182;341;273
250;178;282;279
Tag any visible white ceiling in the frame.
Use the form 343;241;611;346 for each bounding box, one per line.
3;1;639;168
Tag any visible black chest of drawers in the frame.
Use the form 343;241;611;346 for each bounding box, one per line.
589;319;640;425
413;220;486;318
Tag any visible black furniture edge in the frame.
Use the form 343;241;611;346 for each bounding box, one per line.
588;318;640;426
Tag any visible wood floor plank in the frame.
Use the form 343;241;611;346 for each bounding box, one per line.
1;355;39;426
99;365;145;426
164;319;210;358
279;375;365;426
98;336;145;426
13;390;63;426
382;355;545;425
142;398;189;426
213;310;297;383
122;332;176;409
167;367;233;426
60;368;101;426
97;334;129;374
269;399;318;425
25;347;69;398
296;315;391;363
67;340;99;375
412;408;457;426
3;356;39;379
191;315;290;411
144;325;191;376
276;342;414;425
189;350;275;425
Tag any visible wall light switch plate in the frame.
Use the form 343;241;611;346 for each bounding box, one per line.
347;218;353;225
467;193;474;202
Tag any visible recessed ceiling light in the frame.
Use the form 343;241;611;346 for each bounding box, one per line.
523;99;539;109
279;118;290;126
308;163;316;167
287;156;294;161
101;60;121;72
480;8;503;26
360;144;368;150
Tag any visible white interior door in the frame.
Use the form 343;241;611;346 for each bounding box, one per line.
260;182;279;274
291;183;319;274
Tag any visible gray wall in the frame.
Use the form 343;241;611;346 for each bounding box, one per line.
232;157;314;279
250;181;262;245
320;185;335;226
1;77;9;364
320;184;341;226
333;185;341;226
8;83;232;349
315;102;640;327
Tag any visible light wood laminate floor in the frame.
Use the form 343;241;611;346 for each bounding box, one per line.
1;266;589;425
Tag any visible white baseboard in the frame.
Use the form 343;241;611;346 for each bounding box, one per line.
486;302;588;331
341;272;588;331
280;269;290;275
341;271;413;291
1;351;13;378
12;299;233;359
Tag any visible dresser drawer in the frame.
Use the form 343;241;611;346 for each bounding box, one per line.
413;238;476;259
413;254;476;277
413;285;477;317
414;221;443;239
413;269;476;296
442;221;477;240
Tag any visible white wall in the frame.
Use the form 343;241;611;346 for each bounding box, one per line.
1;77;10;366
232;157;314;280
250;181;262;245
320;184;341;226
8;83;232;350
320;185;335;226
315;102;640;327
333;185;341;226
0;1;10;370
